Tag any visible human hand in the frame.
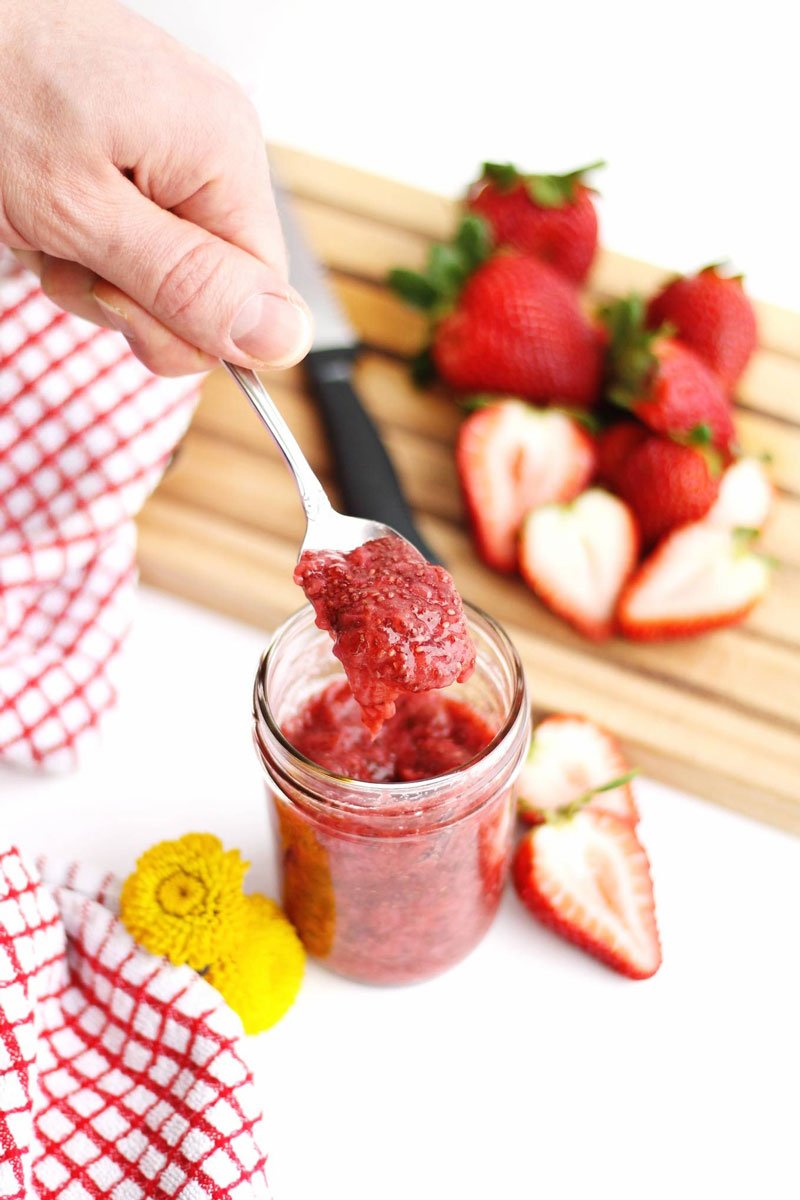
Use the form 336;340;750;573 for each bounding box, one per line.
0;0;312;375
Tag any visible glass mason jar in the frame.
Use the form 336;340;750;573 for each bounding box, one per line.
253;602;530;986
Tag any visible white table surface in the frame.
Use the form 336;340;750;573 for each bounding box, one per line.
2;586;798;1200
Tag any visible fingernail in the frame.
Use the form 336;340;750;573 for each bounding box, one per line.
230;293;312;367
94;293;135;340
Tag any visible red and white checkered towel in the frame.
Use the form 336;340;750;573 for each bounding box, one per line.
0;251;202;771
0;844;272;1199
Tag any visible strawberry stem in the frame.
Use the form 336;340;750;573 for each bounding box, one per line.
732;526;760;546
670;425;723;476
600;294;667;409
731;527;777;568
544;769;640;823
458;394;498;413
687;422;712;445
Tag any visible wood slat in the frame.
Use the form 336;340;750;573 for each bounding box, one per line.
335;274;428;358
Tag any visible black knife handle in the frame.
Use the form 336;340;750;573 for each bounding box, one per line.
304;348;441;564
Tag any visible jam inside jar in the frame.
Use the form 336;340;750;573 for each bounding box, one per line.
253;603;530;985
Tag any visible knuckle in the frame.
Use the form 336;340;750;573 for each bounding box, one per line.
151;237;229;323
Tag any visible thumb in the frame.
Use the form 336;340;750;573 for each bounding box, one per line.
79;179;313;369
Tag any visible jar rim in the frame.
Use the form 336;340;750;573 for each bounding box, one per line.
253;600;528;807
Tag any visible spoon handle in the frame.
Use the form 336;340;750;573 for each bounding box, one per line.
305;349;440;564
222;362;333;525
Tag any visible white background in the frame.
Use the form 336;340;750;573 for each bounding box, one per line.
2;4;799;1199
2;589;799;1200
126;0;800;311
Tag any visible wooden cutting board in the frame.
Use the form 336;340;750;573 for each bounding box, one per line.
136;145;800;834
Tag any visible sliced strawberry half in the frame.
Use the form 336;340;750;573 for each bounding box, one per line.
617;523;771;641
456;400;596;572
706;457;774;531
513;809;662;979
519;488;639;639
518;714;639;825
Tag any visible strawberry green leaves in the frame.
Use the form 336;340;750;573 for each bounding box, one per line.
387;270;439;310
600;294;663;408
388;215;492;312
479;159;606;208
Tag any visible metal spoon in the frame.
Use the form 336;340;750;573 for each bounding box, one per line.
222;362;414;557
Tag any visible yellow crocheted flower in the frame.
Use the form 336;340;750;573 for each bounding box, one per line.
206;894;305;1034
120;833;249;969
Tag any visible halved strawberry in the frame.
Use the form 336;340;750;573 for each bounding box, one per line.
513;809;662;979
617;524;771;640
706;457;774;531
519;488;639;639
456;400;596;572
518;714;639;825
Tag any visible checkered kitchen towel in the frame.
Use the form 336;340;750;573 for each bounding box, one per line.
0;251;202;770
0;844;271;1199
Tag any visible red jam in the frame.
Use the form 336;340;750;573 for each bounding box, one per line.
293;536;476;734
272;678;513;984
283;678;495;782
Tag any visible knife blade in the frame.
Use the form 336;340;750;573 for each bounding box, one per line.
274;188;440;564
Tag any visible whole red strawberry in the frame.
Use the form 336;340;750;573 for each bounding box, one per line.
601;295;736;451
647;265;757;389
389;218;602;406
595;422;648;486
434;254;602;403
467;160;603;283
609;431;721;546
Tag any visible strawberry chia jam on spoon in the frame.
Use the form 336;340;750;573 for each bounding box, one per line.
293;535;476;735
